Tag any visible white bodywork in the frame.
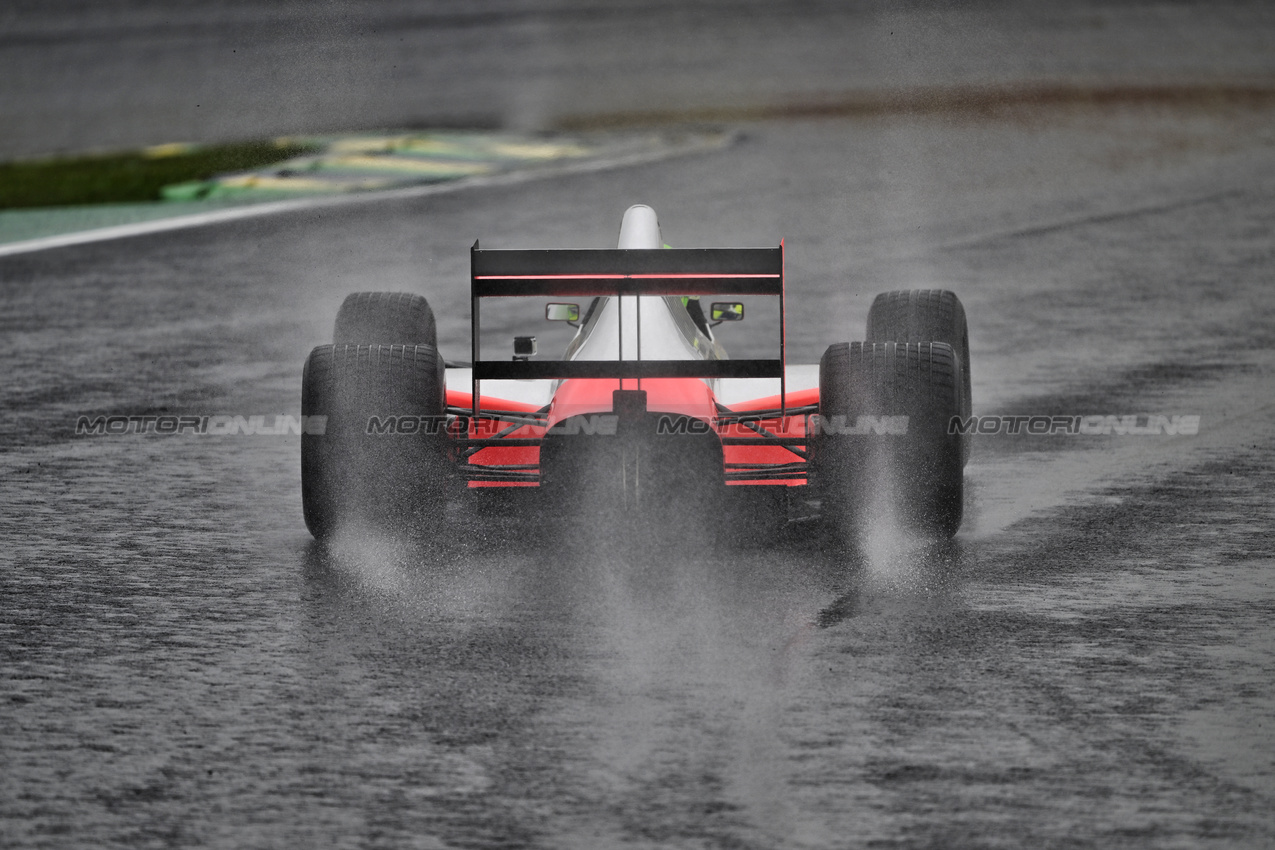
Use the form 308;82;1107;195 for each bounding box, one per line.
568;205;710;364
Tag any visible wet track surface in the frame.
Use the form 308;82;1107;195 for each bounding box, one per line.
4;2;1275;848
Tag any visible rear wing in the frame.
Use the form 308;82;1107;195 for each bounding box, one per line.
470;241;787;417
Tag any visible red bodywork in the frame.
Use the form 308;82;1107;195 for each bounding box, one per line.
445;382;818;488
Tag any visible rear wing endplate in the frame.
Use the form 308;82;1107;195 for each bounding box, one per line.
470;242;786;418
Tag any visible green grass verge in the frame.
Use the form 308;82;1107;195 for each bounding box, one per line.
0;140;318;209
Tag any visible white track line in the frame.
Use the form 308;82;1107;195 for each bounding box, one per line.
0;133;732;259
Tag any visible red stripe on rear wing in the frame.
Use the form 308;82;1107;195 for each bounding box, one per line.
472;247;783;295
474;358;783;380
469;242;787;418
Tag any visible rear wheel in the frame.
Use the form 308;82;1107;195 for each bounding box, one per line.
813;341;964;538
333;292;437;347
301;344;450;539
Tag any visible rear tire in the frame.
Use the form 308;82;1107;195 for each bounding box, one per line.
813;341;964;538
333;292;437;347
301;344;450;539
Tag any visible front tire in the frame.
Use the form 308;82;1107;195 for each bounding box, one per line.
333;292;438;347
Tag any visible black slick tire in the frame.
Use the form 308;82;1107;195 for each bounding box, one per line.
301;344;449;539
814;341;964;538
333;292;437;347
866;289;971;427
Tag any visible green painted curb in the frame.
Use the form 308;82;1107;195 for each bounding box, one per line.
159;131;598;201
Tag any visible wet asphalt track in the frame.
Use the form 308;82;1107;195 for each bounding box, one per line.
3;2;1275;848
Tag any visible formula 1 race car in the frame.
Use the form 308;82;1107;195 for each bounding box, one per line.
301;205;971;541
